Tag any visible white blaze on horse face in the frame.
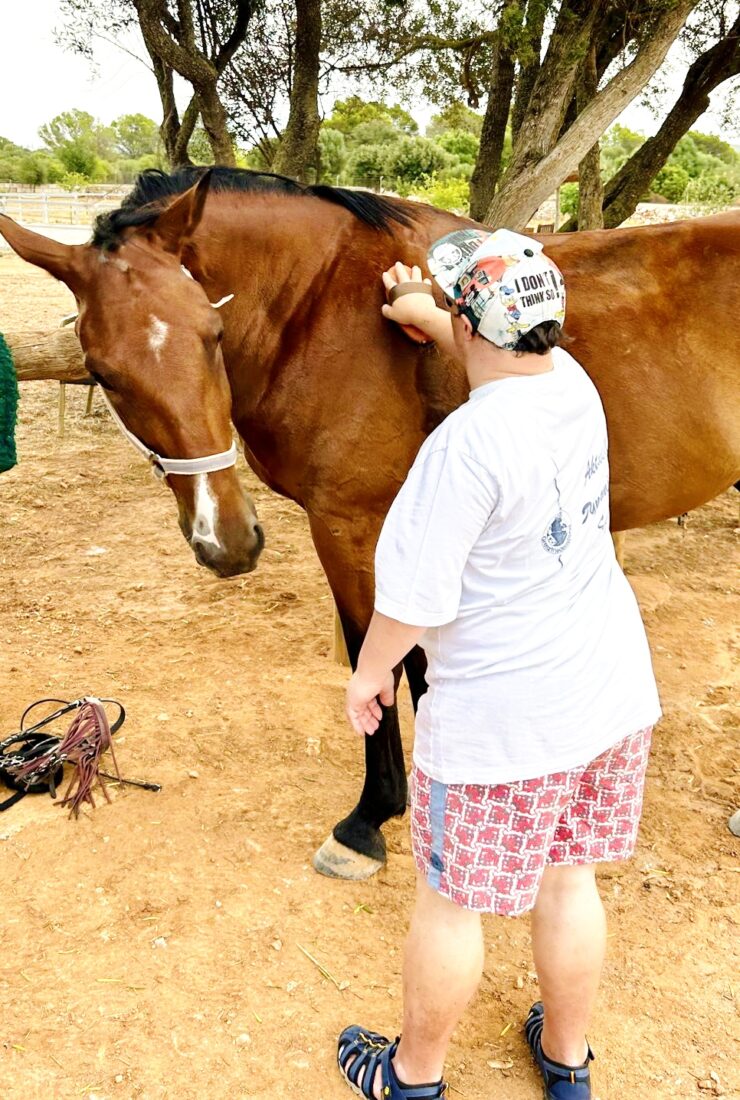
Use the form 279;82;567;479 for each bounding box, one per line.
192;473;222;551
148;316;169;360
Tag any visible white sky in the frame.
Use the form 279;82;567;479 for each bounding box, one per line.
0;0;736;150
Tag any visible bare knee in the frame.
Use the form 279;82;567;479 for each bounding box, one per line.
535;864;598;906
414;873;481;928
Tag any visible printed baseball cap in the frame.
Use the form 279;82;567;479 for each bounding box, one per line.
427;227;566;350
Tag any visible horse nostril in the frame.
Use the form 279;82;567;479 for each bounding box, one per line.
253;523;265;551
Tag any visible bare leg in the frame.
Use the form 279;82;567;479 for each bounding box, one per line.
349;874;483;1098
393;876;483;1086
531;864;606;1066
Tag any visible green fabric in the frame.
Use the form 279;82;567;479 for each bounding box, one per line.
0;332;19;473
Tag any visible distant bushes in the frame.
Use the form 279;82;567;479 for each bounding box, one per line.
3;100;737;219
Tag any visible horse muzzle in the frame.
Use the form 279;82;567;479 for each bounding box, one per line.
176;466;265;578
190;519;265;577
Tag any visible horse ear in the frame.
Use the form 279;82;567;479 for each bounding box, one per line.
0;215;86;293
152;170;212;255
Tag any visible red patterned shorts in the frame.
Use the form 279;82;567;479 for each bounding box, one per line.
410;727;652;916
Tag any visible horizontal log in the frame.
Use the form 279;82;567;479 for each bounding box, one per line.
4;327;88;382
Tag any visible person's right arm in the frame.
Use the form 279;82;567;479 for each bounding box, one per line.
381;262;456;358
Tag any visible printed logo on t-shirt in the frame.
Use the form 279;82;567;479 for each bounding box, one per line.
542;511;572;554
582;446;609;527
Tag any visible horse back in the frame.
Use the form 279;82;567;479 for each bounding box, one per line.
541;214;740;528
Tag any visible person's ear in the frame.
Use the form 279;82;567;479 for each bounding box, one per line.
461;316;476;342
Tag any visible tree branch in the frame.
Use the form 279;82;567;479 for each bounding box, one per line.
214;0;256;73
330;29;499;75
597;8;740;227
486;0;698;228
134;0;216;86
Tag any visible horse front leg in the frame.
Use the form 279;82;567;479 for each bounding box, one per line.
403;645;429;713
307;515;409;880
313;607;409;880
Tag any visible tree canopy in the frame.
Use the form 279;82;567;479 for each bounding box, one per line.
5;0;736;226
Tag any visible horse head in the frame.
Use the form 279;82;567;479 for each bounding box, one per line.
0;174;263;578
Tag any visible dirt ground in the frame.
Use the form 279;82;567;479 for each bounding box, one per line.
0;253;737;1100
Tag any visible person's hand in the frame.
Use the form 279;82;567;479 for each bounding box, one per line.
381;262;438;334
346;670;395;736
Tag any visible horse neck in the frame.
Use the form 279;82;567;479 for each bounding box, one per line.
186;193;468;500
188;195;344;410
185;193;385;499
189;190;463;381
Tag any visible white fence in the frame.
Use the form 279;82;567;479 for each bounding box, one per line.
0;189;128;227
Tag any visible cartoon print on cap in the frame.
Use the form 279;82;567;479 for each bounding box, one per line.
427;228;567;350
429;229;488;283
434;242;464;269
500;284;522;319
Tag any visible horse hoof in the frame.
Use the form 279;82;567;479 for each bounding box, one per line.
312;834;384;880
729;809;740;837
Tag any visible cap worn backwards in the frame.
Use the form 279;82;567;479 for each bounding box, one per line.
427;227;566;350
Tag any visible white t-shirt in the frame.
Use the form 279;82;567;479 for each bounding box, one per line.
374;348;661;784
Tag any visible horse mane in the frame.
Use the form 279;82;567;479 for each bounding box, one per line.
92;166;418;250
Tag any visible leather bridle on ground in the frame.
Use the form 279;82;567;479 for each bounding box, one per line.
0;697;160;815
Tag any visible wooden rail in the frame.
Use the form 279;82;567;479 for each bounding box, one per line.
4;328;87;381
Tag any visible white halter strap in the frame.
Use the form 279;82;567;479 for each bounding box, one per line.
100;390;238;481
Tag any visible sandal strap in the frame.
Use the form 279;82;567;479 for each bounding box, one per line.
383;1047;447;1099
341;1030;396;1095
338;1027;445;1099
525;1003;593;1097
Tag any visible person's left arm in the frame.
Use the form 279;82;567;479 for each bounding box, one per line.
346;443;500;736
346;612;425;736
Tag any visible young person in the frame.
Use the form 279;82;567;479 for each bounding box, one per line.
337;228;661;1100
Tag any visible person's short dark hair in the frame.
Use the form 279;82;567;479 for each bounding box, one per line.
512;320;571;356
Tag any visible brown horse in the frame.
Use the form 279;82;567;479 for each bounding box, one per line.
1;168;738;880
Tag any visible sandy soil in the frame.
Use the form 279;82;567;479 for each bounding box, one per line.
0;254;738;1100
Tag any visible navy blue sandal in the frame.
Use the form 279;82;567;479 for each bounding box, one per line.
337;1025;447;1099
525;1002;594;1099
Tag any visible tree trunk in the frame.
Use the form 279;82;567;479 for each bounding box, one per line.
153;56;195;168
198;84;236;166
577;43;603;230
469;14;517;222
599;11;740;228
272;0;322;182
6;329;86;382
173;96;201;168
133;0;255;169
484;0;603;228
485;0;696;229
510;0;546;142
